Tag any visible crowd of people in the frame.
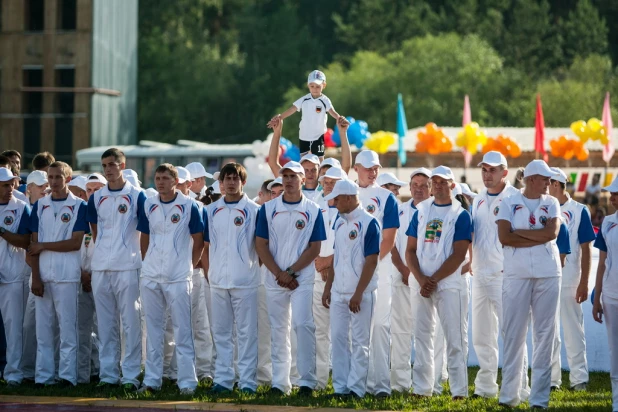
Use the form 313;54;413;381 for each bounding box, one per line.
0;69;617;411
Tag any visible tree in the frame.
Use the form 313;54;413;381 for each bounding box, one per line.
560;0;609;67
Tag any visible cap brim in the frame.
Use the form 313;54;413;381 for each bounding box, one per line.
279;167;304;175
323;192;339;201
0;177;19;182
356;161;381;168
603;184;618;192
477;161;505;167
308;79;324;85
430;173;453;180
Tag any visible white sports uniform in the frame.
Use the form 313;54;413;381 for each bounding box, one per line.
138;192;203;391
358;184;399;395
392;198;416;392
550;195;595;388
0;197;31;383
594;213;618;411
330;206;380;396
406;198;472;398
257;265;272;385
256;195;326;393
31;192;88;385
87;182;146;386
313;193;336;389
302;186;322;203
497;193;561;408
205;194;260;391
293;93;333;143
470;183;521;397
77;233;100;383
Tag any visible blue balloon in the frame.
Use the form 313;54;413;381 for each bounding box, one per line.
348;119;370;149
286;145;301;161
332;127;341;146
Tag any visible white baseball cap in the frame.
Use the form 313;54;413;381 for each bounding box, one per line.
123;169;141;188
460;183;477;197
210;180;221;195
550;167;568;184
213;171;220;181
279;161;305;176
86;173;107;185
603;176;618;192
355;150;381;168
27;170;48;186
0;167;18;182
307;70;326;85
324;179;359;201
176;166;191;184
377;172;407;187
267;177;283;190
453;183;463;196
68;175;87;192
185;162;213;179
300;153;320;165
523;160;557;179
318;167;347;182
410;167;432;179
319;158;341;169
478;151;508;168
430;166;455;180
145;188;158;198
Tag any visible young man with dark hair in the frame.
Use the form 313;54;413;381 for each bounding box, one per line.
1;150;22;173
32;152;56;172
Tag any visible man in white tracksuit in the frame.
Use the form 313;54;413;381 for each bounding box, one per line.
137;163;204;394
87;148;146;389
405;166;472;399
0;168;31;385
391;167;431;393
549;167;595;391
29;161;88;386
497;160;562;409
204;163;260;393
353;150;399;397
470;151;523;398
313;166;346;389
186;162;213;200
255;161;326;395
322;179;380;397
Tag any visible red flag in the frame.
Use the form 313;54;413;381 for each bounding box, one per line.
535;94;548;162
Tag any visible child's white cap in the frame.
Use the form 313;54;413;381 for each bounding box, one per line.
308;70;326;85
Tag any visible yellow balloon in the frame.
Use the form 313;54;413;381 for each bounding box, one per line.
587;118;603;133
456;133;466;148
571;120;586;137
466;142;478;154
601;134;609;145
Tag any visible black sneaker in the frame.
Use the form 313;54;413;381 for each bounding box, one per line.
375;391;389;398
58;379;75;388
326;392;349;399
531;406;547;410
349;391;362;399
269;387;285;396
298;386;314;396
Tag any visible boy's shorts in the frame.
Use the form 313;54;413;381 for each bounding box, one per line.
299;135;325;157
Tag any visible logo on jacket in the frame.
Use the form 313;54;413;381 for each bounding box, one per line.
425;218;443;243
493;206;499;216
118;204;128;214
171;213;181;224
529;213;536;228
366;204;376;214
3;216;13;226
349;230;358;240
539;216;548;226
61;213;71;223
295;219;306;230
234;216;244;226
315;106;323;114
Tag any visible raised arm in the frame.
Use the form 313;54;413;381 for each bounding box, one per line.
268;118;284;176
337;117;352;174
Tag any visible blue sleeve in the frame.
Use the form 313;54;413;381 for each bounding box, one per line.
17;204;31;234
453;210;473;242
309;209;327;242
255;205;269;240
363;218;381;257
557;223;571;254
188;202;204;235
73;203;90;233
86;195;97;224
203;209;209;242
137;191;147;221
578;208;596;244
30;202;39;233
18;184;27;194
405;210;419;238
382;193;400;229
594;228;607;252
136;204;150;234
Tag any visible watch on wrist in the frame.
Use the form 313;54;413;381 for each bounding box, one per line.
0;227;6;237
286;267;297;279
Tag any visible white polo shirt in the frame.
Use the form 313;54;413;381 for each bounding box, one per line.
594;212;618;299
0;196;31;283
293;93;333;142
560;195;596;287
204;194;260;289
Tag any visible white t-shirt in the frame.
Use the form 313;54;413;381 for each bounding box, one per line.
293;93;333;142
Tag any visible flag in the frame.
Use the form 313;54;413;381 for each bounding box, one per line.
535;94;548;162
396;93;408;166
602;92;614;163
462;95;472;167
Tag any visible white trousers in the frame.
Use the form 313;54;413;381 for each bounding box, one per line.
0;281;28;382
412;287;468;398
35;282;79;385
499;277;559;408
367;257;392;395
391;283;413;392
211;287;258;390
203;277;215;377
331;290;376;396
21;289;37;379
602;295;618;412
257;284;272;385
77;288;99;383
92;270;142;385
312;278;331;389
551;285;589;387
141;278;197;390
266;285;316;393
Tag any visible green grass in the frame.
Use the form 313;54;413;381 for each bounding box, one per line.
0;367;613;411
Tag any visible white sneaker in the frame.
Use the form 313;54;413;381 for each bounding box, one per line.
180;387;195;395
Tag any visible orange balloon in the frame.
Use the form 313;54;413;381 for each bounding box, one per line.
576;148;589;161
509;143;522;158
416;140;428;153
426;123;438;134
